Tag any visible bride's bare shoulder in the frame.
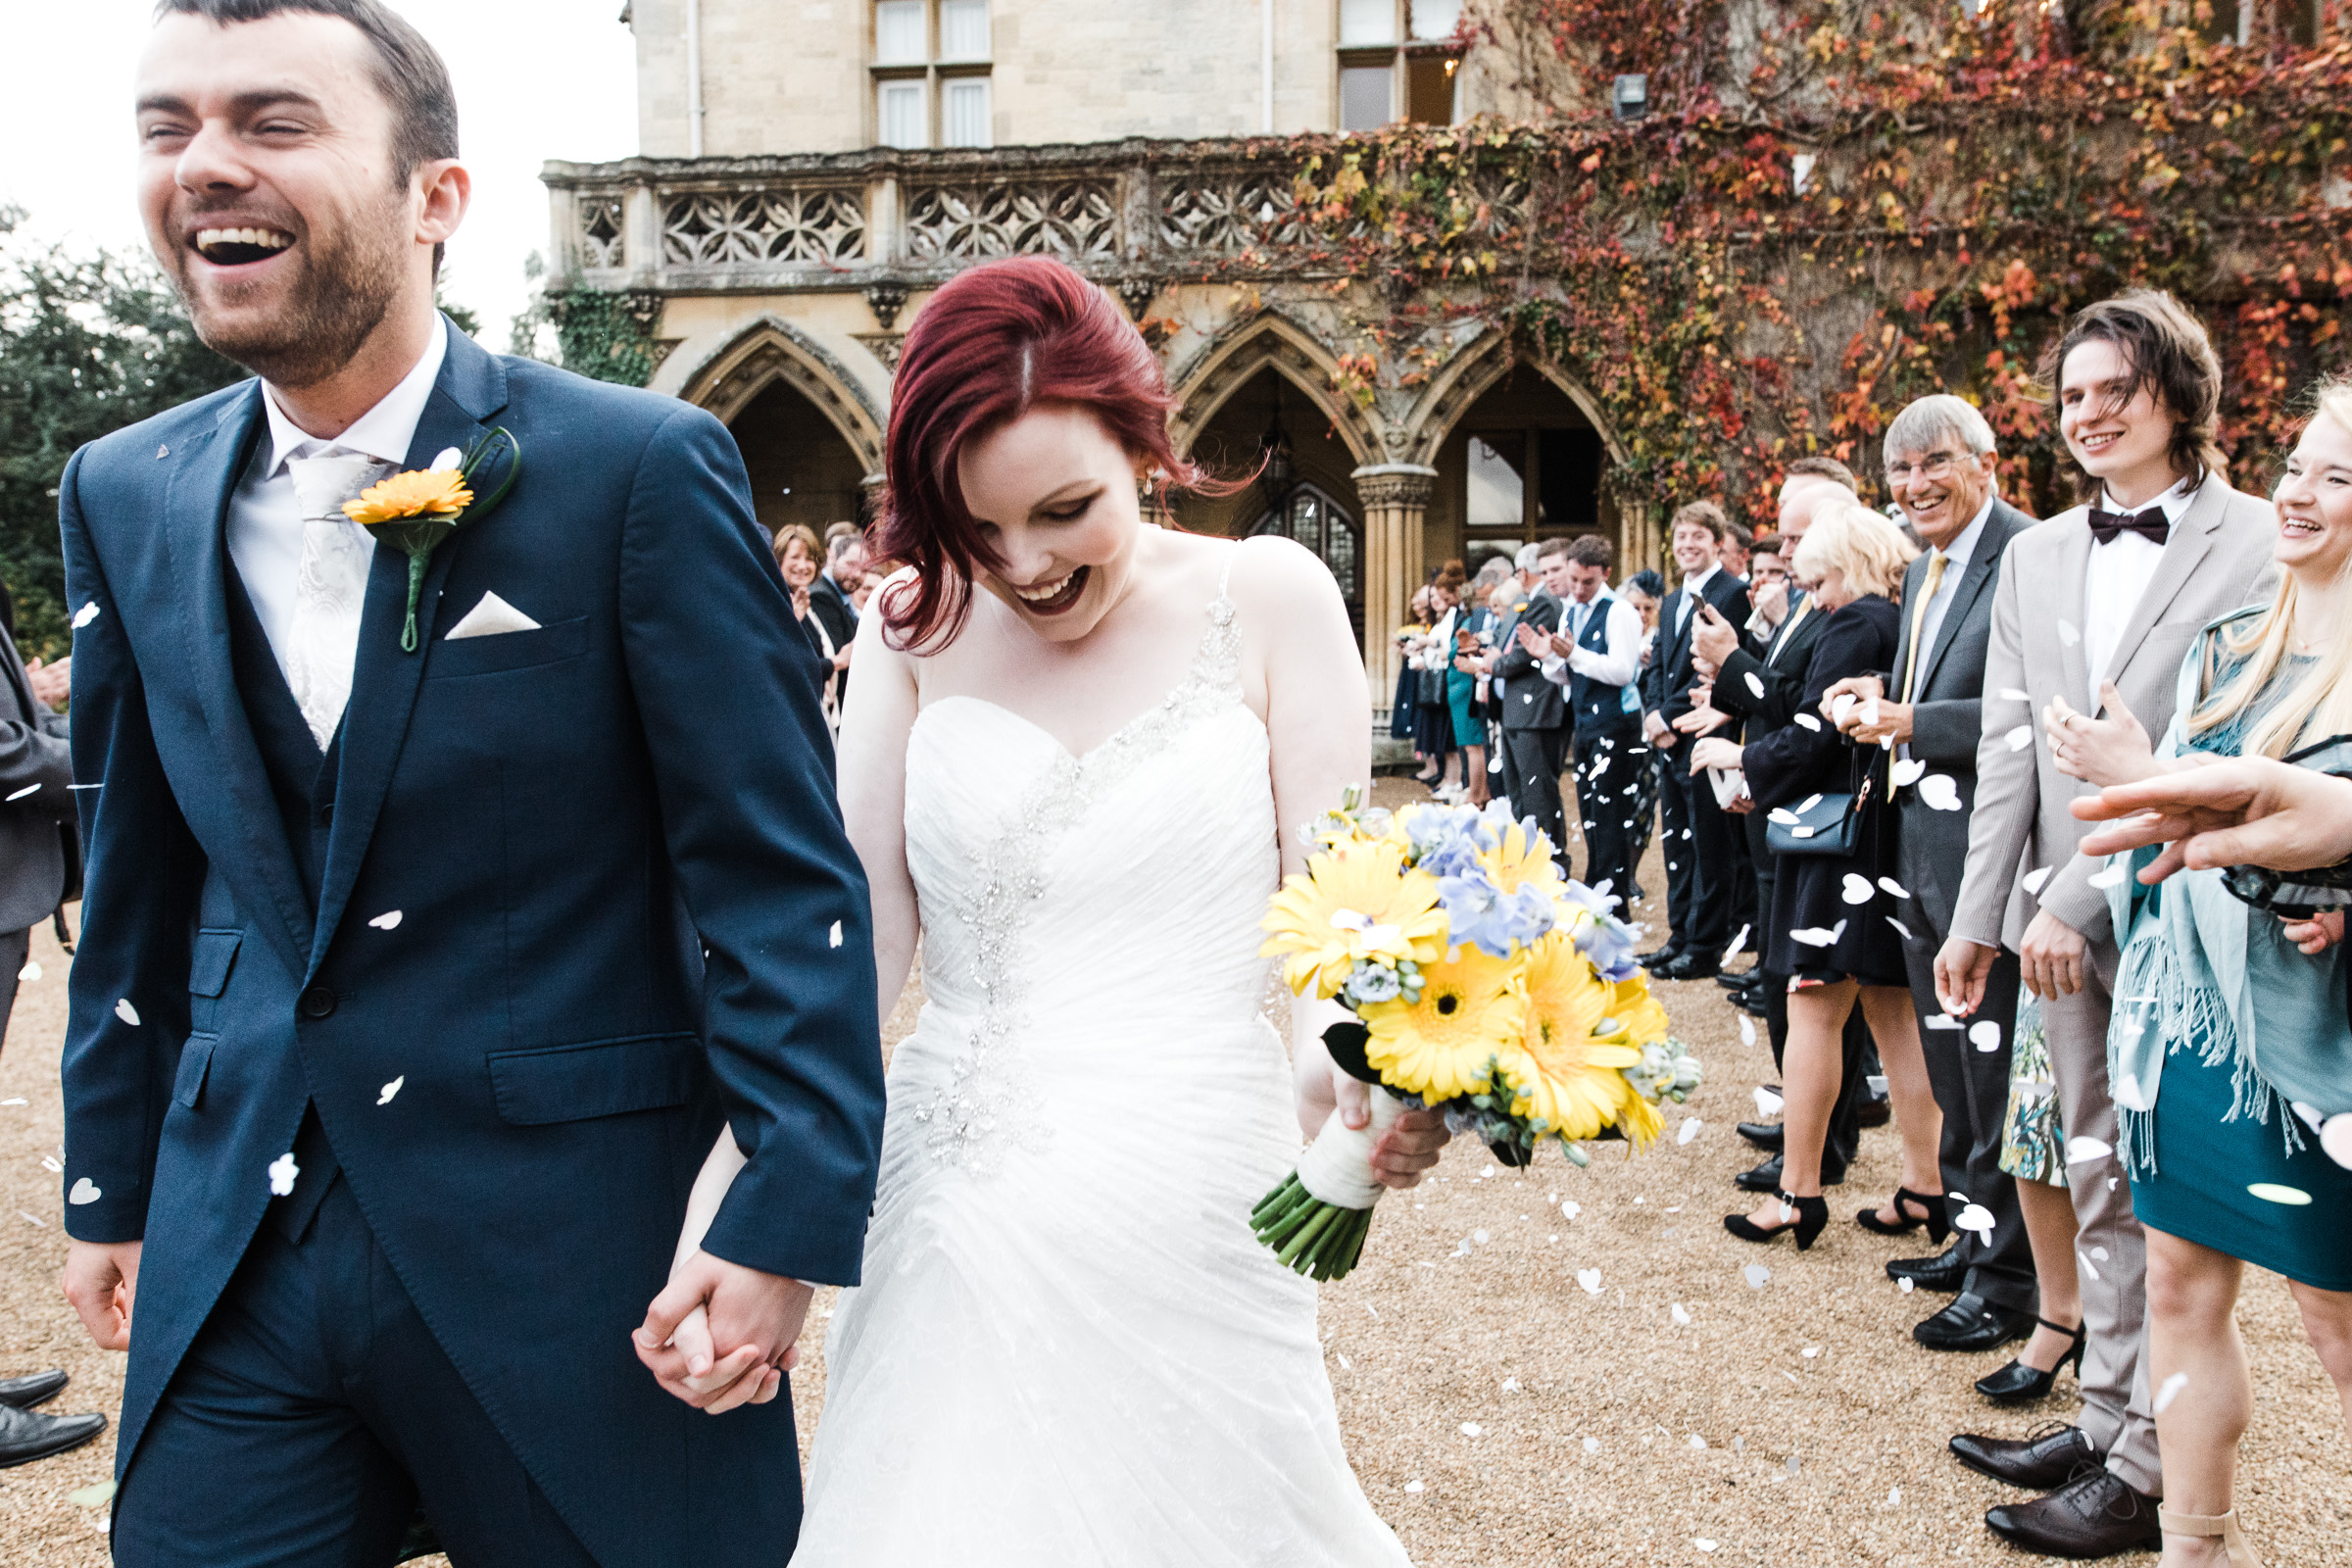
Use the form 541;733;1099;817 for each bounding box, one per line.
1211;532;1348;633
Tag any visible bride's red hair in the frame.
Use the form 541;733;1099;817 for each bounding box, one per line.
872;256;1204;650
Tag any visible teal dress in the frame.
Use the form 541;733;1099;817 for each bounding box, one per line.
2105;618;2352;1291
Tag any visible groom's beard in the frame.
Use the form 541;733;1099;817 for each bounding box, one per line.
167;186;411;390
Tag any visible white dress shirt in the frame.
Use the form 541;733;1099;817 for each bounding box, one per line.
1541;591;1642;689
227;319;449;678
1673;563;1720;639
2081;474;2193;709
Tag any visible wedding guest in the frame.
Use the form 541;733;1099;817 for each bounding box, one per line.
2039;376;2352;1567
774;523;845;730
0;583;106;1469
1718;527;1751;581
1621;567;1667;902
1394;585;1435;752
853;564;890;615
1827;395;2047;1366
1704;473;1882;1191
1531;535;1642;896
1481;543;1568;849
1414;567;1467;795
1992;995;2083;1408
809;522;862;710
2077;755;2352;874
1642;503;1750;979
1936;290;2277;1560
1448;570;1500;808
1743;535;1787;643
1694;503;1941;1251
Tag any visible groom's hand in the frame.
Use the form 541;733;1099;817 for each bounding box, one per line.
63;1238;141;1351
635;1251;812;1414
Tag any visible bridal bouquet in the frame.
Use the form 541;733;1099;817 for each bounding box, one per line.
1253;792;1700;1280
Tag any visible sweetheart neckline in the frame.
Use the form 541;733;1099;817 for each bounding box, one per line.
912;687;1263;767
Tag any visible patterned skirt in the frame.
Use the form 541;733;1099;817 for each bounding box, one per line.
1998;996;2067;1188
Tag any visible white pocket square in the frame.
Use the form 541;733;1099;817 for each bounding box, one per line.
445;591;542;641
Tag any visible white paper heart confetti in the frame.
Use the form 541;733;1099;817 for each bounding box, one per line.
1840;873;1875;905
368;909;403;930
1999;687;2031;702
829;920;844;949
1743;1263;1772;1289
73;602;101;630
1861;698;1881;727
1561;1200;1581;1219
1739;1015;1757;1048
1890;757;1927;787
430;446;465;472
1793;712;1821;730
2291;1101;2326;1132
1671;1302;1692;1325
1955;1202;1996;1236
1576;1268;1604;1296
377;1076;405;1106
1677;1117;1702;1146
1767;808;1801;825
1402;1479;1423;1494
2065;1135;2113;1164
1830;693;1857;726
1789;921;1846;947
1917;774;1962;810
68;1177;100;1204
1925;1012;1963;1030
1745;671;1766;698
2004;725;2033;752
2155;1371;2189;1414
1689;1435;1708;1449
2247;1182;2313;1205
2321;1113;2352;1171
1721;924;1750;966
1898;1276;1915;1293
2058;619;2081;647
16;961;36;983
2023;866;2053;895
2087;865;2127;890
268;1152;300;1197
114;999;139;1026
1460;1420;1483;1436
4;784;36;802
1887;915;1915;941
1970;1020;2002;1052
1753;1086;1783;1117
1583;1437;1600;1452
1878;877;1911;899
1795;794;1823;813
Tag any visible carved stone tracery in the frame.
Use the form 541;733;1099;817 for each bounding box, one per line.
662;186;866;267
903;181;1116;261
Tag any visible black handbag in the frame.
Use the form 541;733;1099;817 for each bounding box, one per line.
1765;750;1875;858
1418;665;1448;706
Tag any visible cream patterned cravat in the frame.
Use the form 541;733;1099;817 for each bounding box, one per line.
282;452;387;750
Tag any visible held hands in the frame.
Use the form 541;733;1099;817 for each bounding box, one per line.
2073;755;2352;881
635;1251;812;1414
2281;909;2346;956
1691;603;1740;668
1688;736;1743;774
62;1238;141;1351
2044;683;2155;788
1295;1028;1447;1190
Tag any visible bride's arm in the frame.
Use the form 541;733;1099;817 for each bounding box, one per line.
674;585;924;1275
1233;538;1448;1189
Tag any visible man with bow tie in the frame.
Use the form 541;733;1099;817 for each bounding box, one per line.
58;4;883;1563
1934;292;2274;1561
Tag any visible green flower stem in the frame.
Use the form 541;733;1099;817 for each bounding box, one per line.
401;552;428;653
1252;1170;1382;1282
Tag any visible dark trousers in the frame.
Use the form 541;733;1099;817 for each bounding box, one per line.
1570;726;1644;901
0;926;25;1054
1501;724;1568;858
1763;969;1870;1175
1742;807;1776;953
1902;934;2035;1307
114;1172;600;1568
1656;738;1738;955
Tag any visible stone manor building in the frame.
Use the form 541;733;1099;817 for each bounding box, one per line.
544;1;1647;709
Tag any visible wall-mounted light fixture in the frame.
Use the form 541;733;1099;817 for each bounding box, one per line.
1612;74;1648;122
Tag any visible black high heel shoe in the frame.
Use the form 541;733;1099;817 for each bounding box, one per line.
1854;1187;1951;1247
1724;1190;1830;1250
1975;1319;2086;1404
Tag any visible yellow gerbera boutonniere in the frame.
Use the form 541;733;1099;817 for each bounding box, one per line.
342;426;522;652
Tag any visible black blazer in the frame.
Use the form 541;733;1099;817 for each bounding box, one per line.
1490;590;1567;731
1712;589;1836;743
1742;595;1900;809
1642;568;1751;734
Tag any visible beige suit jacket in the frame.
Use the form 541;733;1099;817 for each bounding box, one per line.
1949;471;2278;954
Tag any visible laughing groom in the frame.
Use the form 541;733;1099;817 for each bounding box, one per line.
58;3;884;1563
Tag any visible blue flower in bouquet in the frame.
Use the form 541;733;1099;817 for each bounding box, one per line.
1437;866;1557;958
1400;803;1497;877
1342;959;1404;1005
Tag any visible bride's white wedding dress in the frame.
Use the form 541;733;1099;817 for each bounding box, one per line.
792;566;1410;1565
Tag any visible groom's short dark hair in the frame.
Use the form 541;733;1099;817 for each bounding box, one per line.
153;0;459;178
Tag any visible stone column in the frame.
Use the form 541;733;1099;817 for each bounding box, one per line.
1352;463;1438;713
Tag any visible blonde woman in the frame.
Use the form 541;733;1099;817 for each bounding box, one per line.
1690;505;1945;1250
2044;378;2352;1568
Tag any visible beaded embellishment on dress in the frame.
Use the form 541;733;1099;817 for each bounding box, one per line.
907;585;1246;1173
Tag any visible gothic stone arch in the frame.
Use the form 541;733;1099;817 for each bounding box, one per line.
1165;312;1383;469
674;317;887;477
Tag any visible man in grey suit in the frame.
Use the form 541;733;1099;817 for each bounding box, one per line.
1831;397;2039;1351
1483;550;1569;852
1935;292;2277;1558
0;588;110;1467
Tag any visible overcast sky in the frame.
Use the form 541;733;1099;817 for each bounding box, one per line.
0;0;640;347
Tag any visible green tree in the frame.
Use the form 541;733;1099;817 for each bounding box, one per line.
0;209;243;659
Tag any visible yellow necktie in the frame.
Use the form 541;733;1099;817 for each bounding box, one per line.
1900;552;1950;704
1769;595;1810;664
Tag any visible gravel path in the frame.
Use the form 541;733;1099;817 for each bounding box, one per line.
2;780;2345;1563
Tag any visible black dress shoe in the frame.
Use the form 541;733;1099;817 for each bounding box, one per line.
1984;1467;2163;1558
1886;1246;1966;1293
1737;1120;1784;1152
1735;1152;1844;1191
1650;953;1720;982
0;1402;106;1469
0;1370;67;1409
1856;1093;1891;1129
1713;969;1747;989
1640;944;1688;971
1914;1292;2034;1352
1949;1422;2104;1491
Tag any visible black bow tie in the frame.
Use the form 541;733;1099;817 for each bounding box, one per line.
2088;507;2171;546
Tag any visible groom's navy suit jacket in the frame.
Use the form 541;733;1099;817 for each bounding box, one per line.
57;322;885;1562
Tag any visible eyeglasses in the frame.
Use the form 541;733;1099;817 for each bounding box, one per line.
1884;452;1960;485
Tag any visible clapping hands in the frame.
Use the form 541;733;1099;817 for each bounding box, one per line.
2044;682;2155;788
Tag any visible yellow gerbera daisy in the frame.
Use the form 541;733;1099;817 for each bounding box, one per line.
1260;838;1446;1000
343;467;472;525
1359;944;1524;1102
1594;972;1669;1050
1494;930;1642;1140
1480;816;1563;899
